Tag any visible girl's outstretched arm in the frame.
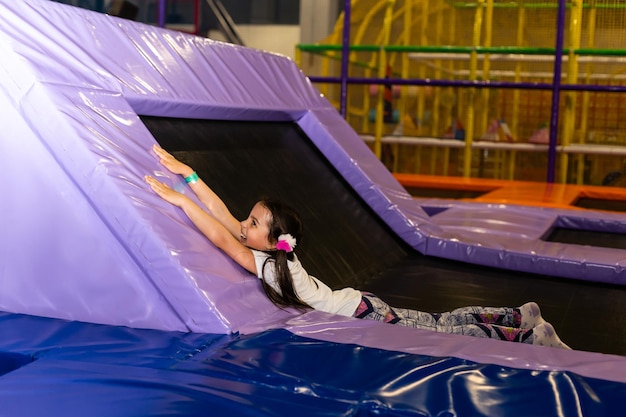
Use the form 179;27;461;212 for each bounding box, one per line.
151;144;240;239
145;175;256;274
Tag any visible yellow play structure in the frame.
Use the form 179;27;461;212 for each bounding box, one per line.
296;0;626;185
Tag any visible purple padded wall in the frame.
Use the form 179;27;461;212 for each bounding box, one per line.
0;0;431;333
0;0;299;333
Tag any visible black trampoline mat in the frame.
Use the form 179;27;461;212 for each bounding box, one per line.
141;116;626;357
404;186;486;199
544;228;626;250
574;197;626;212
364;255;626;357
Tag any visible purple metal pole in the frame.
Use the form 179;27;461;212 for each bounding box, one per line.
547;0;566;183
158;0;166;28
339;0;351;118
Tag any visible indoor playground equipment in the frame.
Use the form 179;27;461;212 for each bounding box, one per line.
1;1;626;415
297;0;626;185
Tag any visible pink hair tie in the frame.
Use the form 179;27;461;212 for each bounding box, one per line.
276;234;297;253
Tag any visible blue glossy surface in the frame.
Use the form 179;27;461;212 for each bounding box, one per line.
0;311;623;417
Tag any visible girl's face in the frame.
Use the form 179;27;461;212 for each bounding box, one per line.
240;202;274;251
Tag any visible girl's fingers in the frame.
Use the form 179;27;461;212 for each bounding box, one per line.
152;145;169;159
145;176;162;190
155;146;172;159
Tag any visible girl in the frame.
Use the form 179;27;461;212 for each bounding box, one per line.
145;145;570;349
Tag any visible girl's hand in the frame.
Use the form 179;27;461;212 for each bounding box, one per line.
145;175;189;207
152;144;194;177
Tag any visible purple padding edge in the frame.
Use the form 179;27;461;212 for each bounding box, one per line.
297;109;438;252
554;212;626;232
286;311;626;385
0;0;324;120
11;83;238;333
419;201;626;284
0;86;193;332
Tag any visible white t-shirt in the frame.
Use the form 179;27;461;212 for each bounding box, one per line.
252;250;362;317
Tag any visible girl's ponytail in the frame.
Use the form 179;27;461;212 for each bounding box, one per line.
258;198;310;310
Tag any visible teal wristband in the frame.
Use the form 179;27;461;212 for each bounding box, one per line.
184;172;199;184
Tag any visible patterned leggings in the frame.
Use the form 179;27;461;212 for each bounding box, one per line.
353;292;534;344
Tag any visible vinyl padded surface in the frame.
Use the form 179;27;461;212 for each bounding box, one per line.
0;311;624;417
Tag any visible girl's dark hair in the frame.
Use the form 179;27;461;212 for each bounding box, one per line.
258;198;310;310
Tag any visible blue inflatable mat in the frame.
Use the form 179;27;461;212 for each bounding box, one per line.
0;311;623;417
